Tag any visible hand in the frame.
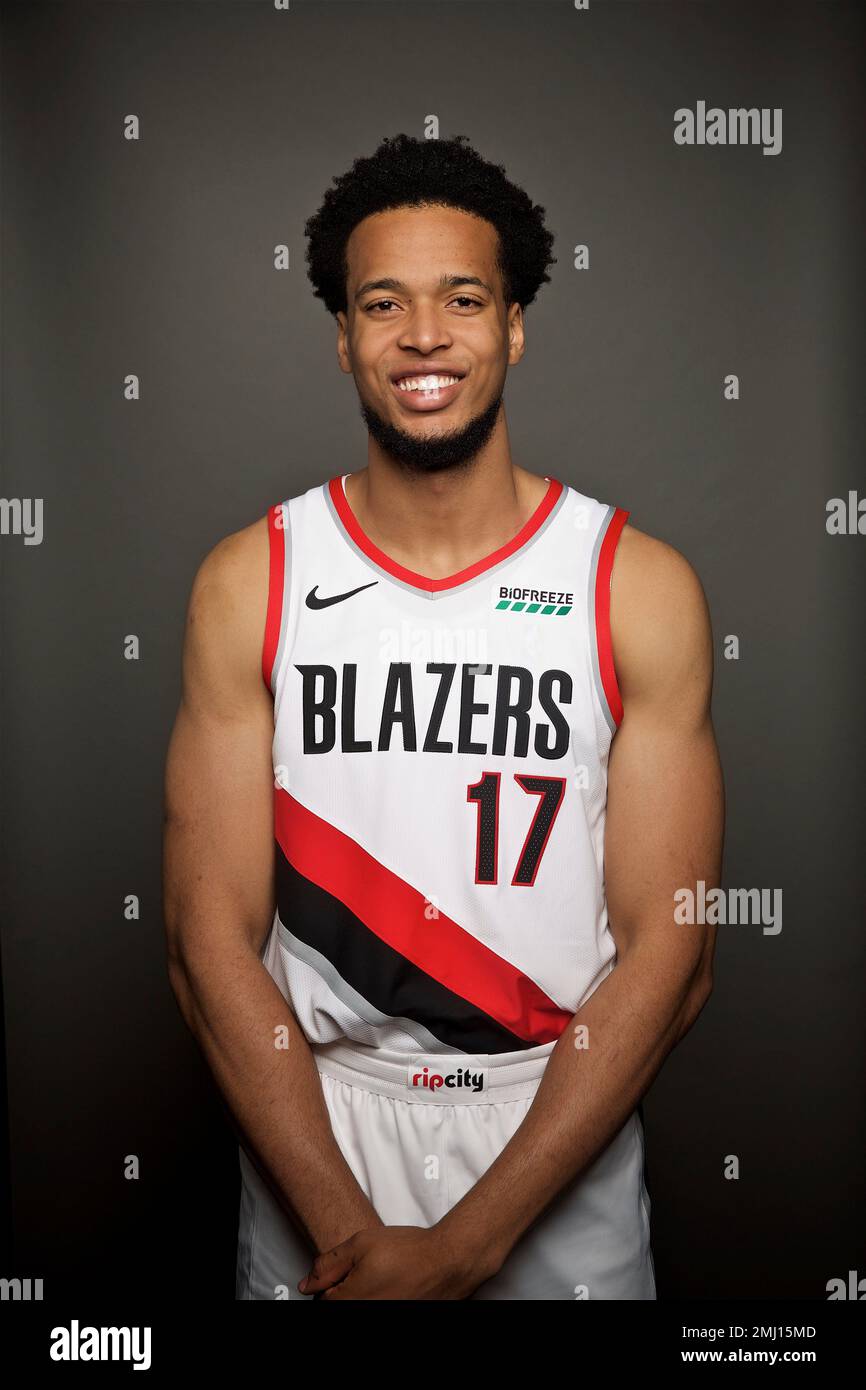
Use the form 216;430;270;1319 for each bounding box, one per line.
297;1224;490;1301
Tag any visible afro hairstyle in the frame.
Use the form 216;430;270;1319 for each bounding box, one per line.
304;133;557;318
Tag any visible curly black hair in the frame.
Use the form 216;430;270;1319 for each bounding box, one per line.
304;133;556;318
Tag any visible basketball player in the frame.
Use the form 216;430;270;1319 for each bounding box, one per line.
163;134;723;1300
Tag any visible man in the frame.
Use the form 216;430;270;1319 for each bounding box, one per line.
163;133;723;1300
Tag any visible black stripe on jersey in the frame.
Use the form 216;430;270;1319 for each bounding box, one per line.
275;842;534;1055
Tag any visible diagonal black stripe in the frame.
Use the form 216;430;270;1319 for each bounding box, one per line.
275;842;531;1055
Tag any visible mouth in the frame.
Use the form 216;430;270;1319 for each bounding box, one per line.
389;371;466;413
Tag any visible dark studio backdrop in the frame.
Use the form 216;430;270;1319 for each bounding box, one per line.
1;0;864;1304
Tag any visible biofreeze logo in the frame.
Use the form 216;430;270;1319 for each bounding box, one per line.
408;1064;487;1094
496;584;573;615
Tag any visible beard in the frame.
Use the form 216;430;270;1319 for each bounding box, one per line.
358;385;504;477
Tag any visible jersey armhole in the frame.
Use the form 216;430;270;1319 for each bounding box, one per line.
262;502;288;695
591;505;629;732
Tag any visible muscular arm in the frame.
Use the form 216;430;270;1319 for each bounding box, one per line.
162;521;382;1256
433;526;724;1285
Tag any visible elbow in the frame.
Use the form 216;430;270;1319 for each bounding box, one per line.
163;878;191;986
166;951;199;1037
166;946;187;997
164;910;184;989
163;907;194;1021
678;966;713;1038
166;945;191;1011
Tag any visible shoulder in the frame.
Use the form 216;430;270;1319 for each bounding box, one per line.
182;513;271;696
189;513;270;630
609;520;714;710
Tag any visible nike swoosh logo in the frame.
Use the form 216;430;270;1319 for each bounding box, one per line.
305;580;379;609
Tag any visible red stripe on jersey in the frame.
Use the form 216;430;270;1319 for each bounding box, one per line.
595;506;629;728
328;474;564;593
262;504;285;692
274;786;573;1045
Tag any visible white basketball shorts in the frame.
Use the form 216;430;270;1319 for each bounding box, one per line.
235;1038;656;1301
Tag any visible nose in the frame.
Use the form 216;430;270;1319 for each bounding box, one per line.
396;301;453;355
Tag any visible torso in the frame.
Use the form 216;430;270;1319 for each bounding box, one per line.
248;468;634;1056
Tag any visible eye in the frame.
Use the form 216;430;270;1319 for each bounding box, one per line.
365;296;484;314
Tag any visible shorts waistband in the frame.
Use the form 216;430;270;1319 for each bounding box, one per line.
311;1038;555;1105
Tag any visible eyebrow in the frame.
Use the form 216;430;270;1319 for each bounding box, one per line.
354;274;494;303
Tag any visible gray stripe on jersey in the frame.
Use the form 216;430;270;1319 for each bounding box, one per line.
270;502;292;695
323;478;570;600
588;504;618;735
275;916;461;1055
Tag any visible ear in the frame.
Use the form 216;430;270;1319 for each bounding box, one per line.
336;311;352;375
507;303;525;366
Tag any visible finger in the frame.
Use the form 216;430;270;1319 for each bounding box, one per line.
321;1263;384;1301
301;1261;352;1293
321;1273;356;1300
299;1243;356;1294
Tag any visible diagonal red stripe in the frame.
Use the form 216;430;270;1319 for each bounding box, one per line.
274;787;572;1045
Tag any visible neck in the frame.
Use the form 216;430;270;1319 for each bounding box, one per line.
347;434;549;581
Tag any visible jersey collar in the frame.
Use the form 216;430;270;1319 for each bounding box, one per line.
324;473;566;598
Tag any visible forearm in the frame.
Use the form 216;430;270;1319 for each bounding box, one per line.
438;947;709;1279
169;940;383;1252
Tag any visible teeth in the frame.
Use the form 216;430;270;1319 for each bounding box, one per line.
396;375;460;392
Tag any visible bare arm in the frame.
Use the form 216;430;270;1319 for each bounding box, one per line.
433;525;724;1284
162;520;382;1255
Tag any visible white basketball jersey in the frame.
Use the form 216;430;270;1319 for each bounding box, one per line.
259;472;629;1057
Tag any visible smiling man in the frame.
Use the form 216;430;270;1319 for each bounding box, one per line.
163;133;724;1300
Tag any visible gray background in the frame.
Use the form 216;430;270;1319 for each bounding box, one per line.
1;0;863;1300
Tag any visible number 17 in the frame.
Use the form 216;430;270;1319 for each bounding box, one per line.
467;771;566;887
